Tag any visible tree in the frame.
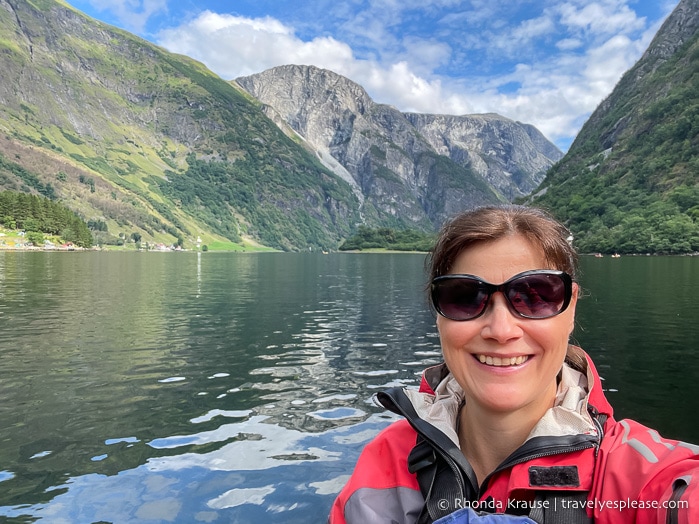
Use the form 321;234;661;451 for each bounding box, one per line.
23;217;40;232
26;231;45;246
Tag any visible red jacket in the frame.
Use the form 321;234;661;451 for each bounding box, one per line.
329;347;699;523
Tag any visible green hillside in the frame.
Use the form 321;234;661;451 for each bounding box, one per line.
0;0;359;250
528;3;699;255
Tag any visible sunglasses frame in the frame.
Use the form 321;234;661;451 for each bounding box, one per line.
431;269;573;321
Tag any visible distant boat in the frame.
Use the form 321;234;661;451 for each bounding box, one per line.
594;253;603;258
611;253;621;258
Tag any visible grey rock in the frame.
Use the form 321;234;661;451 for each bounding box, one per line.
237;64;563;227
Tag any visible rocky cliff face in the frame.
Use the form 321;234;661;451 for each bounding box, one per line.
236;65;563;210
405;113;562;200
572;0;699;152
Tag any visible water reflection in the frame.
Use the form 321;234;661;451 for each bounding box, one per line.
0;410;399;522
0;252;437;522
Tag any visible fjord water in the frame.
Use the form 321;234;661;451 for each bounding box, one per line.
0;252;697;523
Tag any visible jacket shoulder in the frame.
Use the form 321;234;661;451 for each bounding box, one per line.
346;419;420;488
329;419;422;524
601;418;699;464
593;418;699;523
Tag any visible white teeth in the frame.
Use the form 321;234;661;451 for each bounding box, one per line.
477;355;528;367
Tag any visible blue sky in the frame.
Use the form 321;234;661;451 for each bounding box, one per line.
64;0;680;151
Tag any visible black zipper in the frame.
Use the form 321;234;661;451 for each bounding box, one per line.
665;480;688;524
479;439;598;495
478;405;605;494
376;389;477;496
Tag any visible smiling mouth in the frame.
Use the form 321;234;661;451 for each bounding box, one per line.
476;355;529;367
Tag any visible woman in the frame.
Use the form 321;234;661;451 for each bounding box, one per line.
329;205;699;524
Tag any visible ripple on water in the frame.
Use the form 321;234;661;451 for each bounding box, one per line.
367;378;417;389
307;407;366;421
312;394;357;404
207;485;276;509
351;370;398;377
190;410;252;424
105;437;140;445
158;376;186;383
0;471;15;483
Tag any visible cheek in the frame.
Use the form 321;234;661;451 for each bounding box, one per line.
436;316;447;341
436;317;477;349
528;319;573;360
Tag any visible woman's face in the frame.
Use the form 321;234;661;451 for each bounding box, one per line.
436;234;579;416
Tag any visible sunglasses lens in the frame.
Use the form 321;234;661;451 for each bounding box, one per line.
506;274;568;318
432;271;571;321
432;278;489;321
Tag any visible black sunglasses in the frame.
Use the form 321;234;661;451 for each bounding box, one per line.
431;269;573;321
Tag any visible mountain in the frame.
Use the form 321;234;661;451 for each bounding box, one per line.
0;0;359;251
0;0;560;251
528;0;699;254
236;65;563;212
405;112;563;200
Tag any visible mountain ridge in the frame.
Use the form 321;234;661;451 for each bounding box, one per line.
236;64;563;206
0;0;361;250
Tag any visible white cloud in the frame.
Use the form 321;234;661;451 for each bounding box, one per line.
361;62;453;113
556;1;646;37
513;14;556;42
456;35;648;143
556;37;584;51
394;37;452;76
156;12;356;80
584;34;643;85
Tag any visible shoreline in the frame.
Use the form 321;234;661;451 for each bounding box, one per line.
2;244;697;256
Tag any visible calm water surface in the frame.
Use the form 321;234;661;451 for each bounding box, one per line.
0;252;698;523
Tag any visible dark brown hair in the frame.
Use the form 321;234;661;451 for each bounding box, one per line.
427;205;578;282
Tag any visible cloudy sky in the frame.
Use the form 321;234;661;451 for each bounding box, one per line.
65;0;679;151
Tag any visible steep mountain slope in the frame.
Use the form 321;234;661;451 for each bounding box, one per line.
0;0;359;250
528;0;699;254
237;66;502;230
236;65;562;213
405;112;562;200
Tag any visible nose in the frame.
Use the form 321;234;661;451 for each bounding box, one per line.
480;292;523;343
